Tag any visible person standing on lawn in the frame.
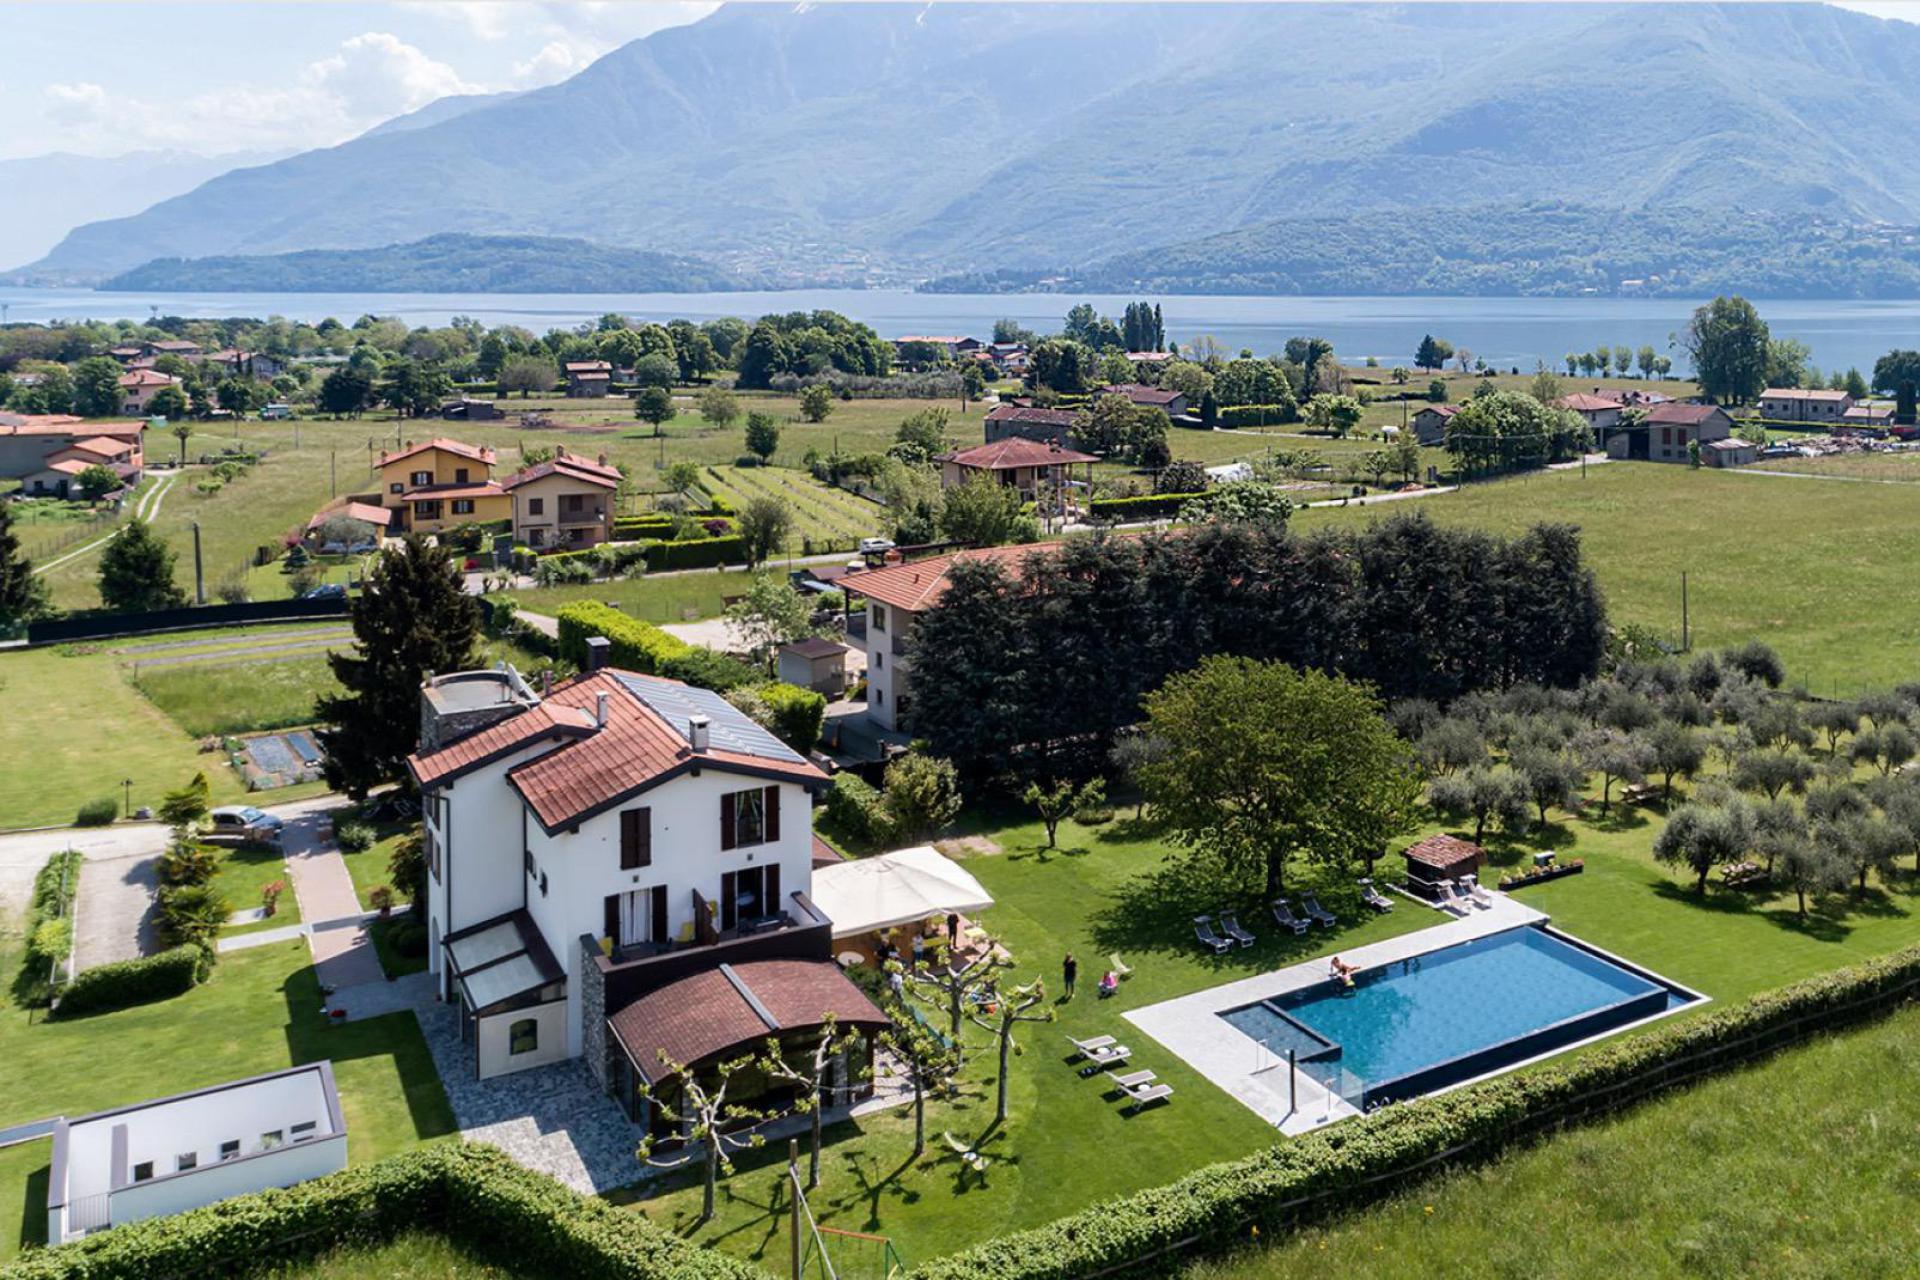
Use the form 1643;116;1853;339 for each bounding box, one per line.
1062;952;1078;999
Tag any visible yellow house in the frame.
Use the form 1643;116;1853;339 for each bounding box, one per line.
375;438;511;534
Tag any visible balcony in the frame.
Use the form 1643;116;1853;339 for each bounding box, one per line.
557;506;607;526
593;891;835;1008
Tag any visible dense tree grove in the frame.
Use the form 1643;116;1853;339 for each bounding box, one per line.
906;513;1607;781
733;311;893;389
1443;389;1589;474
1682;295;1770;405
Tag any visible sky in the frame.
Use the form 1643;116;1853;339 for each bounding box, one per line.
0;2;717;160
1;1;1917;161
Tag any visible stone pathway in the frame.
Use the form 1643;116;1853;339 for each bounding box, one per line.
73;853;159;971
279;807;385;993
216;922;308;953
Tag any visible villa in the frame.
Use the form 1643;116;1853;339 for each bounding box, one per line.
406;648;887;1134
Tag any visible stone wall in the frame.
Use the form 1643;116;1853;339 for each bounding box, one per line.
578;934;610;1092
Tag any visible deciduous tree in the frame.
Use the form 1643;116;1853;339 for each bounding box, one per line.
1683;295;1770;405
734;495;791;567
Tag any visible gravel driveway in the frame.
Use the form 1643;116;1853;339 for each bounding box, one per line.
73;854;160;970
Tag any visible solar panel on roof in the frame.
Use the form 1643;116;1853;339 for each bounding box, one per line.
613;674;806;764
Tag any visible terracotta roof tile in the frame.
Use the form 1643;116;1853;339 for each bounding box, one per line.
939;438;1097;470
984;404;1079;427
841;541;1066;613
1402;834;1484;872
1644;403;1724;425
408;700;595;787
609;959;885;1080
380;438;496;468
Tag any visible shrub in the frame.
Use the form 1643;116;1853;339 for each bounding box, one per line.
370;885;395;916
556;600;691;673
334;819;373;853
17;851;81;1006
824;773;890;848
32;917;73;964
158;883;230;947
643;534;744;572
55;944;210;1018
658;646;761;693
389;831;426;907
387;917;429;958
1217;404;1299;428
752;682;828;751
1088;492;1204;523
261;880;286;916
156;840;218;886
74;796;118;826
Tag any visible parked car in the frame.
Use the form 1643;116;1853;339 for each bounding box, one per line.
209;805;284;843
858;537;896;555
302;583;347;601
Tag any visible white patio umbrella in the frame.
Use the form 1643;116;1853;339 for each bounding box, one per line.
809;845;995;939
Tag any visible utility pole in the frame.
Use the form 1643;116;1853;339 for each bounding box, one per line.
191;521;205;605
1681;570;1690;652
330;449;337;498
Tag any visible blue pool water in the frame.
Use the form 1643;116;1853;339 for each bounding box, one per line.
1222;927;1686;1105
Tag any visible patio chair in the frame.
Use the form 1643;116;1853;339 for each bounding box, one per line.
1359;880;1394;913
1218;910;1257;948
1193;915;1233;954
1433;881;1472;916
942;1131;990;1175
1109;953;1133;979
1066;1033;1117;1059
1268;900;1309;936
1079;1042;1133;1076
1463;876;1495;909
1105;1068;1157;1092
1121;1082;1174;1113
1301;893;1339;927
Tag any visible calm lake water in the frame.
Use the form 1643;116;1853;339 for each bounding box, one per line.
5;287;1919;377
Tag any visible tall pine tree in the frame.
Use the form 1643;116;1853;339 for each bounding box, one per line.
0;501;50;634
317;536;481;797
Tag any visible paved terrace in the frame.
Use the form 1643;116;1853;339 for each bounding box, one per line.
1125;893;1546;1136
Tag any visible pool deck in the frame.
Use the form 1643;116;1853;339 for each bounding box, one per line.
1125;891;1547;1135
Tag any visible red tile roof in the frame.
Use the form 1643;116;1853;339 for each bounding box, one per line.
409;700;598;787
1554;393;1622;412
841;540;1066;613
1100;383;1182;406
1401;834;1485;872
306;501;393;532
939;438;1097;471
984;404;1079;427
64;435;136;457
609;959;885;1080
0;414;144;437
1414;404;1461;418
380;438;496;468
1644;403;1725;426
118;369;179;388
1763;387;1850;401
503;457;620;491
564;361;612;373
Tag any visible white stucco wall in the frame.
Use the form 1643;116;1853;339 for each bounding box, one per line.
425;740;559;985
106;1136;345;1232
864;600;904;732
476;999;570;1079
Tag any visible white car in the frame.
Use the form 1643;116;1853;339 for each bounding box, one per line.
858;537;896;555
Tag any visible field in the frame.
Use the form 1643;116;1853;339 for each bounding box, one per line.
133;651;340;737
699;463;885;553
1749;449;1920;482
1295;461;1920;695
1185;1002;1920;1280
0;939;455;1263
506;567;753;624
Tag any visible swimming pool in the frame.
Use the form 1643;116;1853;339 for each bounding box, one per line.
1221;926;1691;1108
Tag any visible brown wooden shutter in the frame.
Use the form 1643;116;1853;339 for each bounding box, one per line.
720;793;736;850
650;885;668;943
720;870;738;930
764;786;781;842
621;808;651;869
765;863;782;914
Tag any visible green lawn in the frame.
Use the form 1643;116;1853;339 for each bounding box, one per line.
698;464;885;554
209;841;300;935
507;566;761;624
0;939;456;1265
339;820;414;912
259;1231;525;1279
133;653;340;737
1183;1000;1920;1280
1749;450;1920;482
1296;461;1920;694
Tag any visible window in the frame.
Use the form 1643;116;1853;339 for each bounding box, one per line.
452;499;475;515
528;497;544;516
219;1140;240;1161
132;1161;153;1182
260;1130;284;1150
509;1018;539;1055
620;807;652;869
389;482;403;495
410;469;433;486
871;603;888;632
291;1121;317;1141
524;848;536;881
176;1153;198;1172
564;493;586;513
875;688;884;706
721;787;779;850
454;467;470;483
874;651;883;671
428;829;442;883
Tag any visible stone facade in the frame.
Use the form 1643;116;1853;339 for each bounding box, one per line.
578;934;610;1091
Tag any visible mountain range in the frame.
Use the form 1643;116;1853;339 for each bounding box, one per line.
19;3;1920;295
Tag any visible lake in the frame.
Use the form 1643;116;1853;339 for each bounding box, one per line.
4;287;1918;377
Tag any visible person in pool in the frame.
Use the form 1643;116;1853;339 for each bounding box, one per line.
1328;955;1358;987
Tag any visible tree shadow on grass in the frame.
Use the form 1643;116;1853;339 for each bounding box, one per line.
1758;903;1854;944
1651;880;1762;919
1582;803;1658;836
1084;862;1378;975
278;955;455;1143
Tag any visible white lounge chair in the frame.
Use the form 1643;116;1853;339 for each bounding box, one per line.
1081;1042;1133;1071
1359;879;1395;913
1121;1082;1173;1113
1066;1033;1117;1059
1464;876;1495;909
1433;881;1472;916
1105;1068;1157;1092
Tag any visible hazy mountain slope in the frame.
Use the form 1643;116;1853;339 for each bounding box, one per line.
357;91;523;140
0;148;289;271
27;3;1920;283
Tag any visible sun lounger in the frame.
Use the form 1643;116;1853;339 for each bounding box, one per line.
1066;1033;1117;1059
942;1131;990;1174
1269;900;1309;935
1105;1068;1157;1091
1464;878;1495;908
1301;893;1338;927
1359;880;1394;913
1433;881;1472;916
1193;915;1232;954
1109;953;1133;979
1078;1042;1133;1075
1218;910;1257;948
1121;1082;1174;1113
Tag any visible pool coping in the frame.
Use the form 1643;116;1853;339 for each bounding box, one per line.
1122;893;1707;1136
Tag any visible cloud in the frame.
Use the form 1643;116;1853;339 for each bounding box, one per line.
304;31;479;120
513;41;586;85
43;82;110;125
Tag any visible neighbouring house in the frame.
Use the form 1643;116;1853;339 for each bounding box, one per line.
1759;387;1852;423
407;654;886;1134
892;336;978;360
1843;402;1895;426
777;637;849;696
1552;392;1625;433
1702;437;1758;467
440;398;503;422
982;403;1081;449
138;339;200;359
107;346;145;364
375;438;510;535
202;349;285;381
117;369;183;416
841;541;1062;732
1400;834;1486;902
502;449;620;550
1126;351;1171;366
1409;404;1459;446
935;436;1097;502
1605;403;1735;463
1098;383;1187;418
46;1063;346;1243
564;361;613;398
0;414;145;497
305;499;392;547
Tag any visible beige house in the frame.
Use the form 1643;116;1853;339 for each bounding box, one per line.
1410;404;1459;446
502;451;620;549
0;414;145;495
1604;404;1735;463
1759;388;1851;422
563;361;613;397
117;369;181;415
1552;392;1624;432
936;437;1096;502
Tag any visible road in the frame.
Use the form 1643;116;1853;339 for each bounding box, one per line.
32;471;177;576
0;793;344;885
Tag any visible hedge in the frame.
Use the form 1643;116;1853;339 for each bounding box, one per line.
53;944;210;1018
554;602;757;693
4;1144;761;1280
916;939;1920;1279
823;772;890;848
1217;404;1299;427
1088;492;1205;523
752;681;827;751
17;851;81;1006
644;535;744;572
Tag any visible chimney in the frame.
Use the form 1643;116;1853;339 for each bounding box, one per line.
584;636;611;672
541;669;553;697
595;692;611;729
688;714;711;753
